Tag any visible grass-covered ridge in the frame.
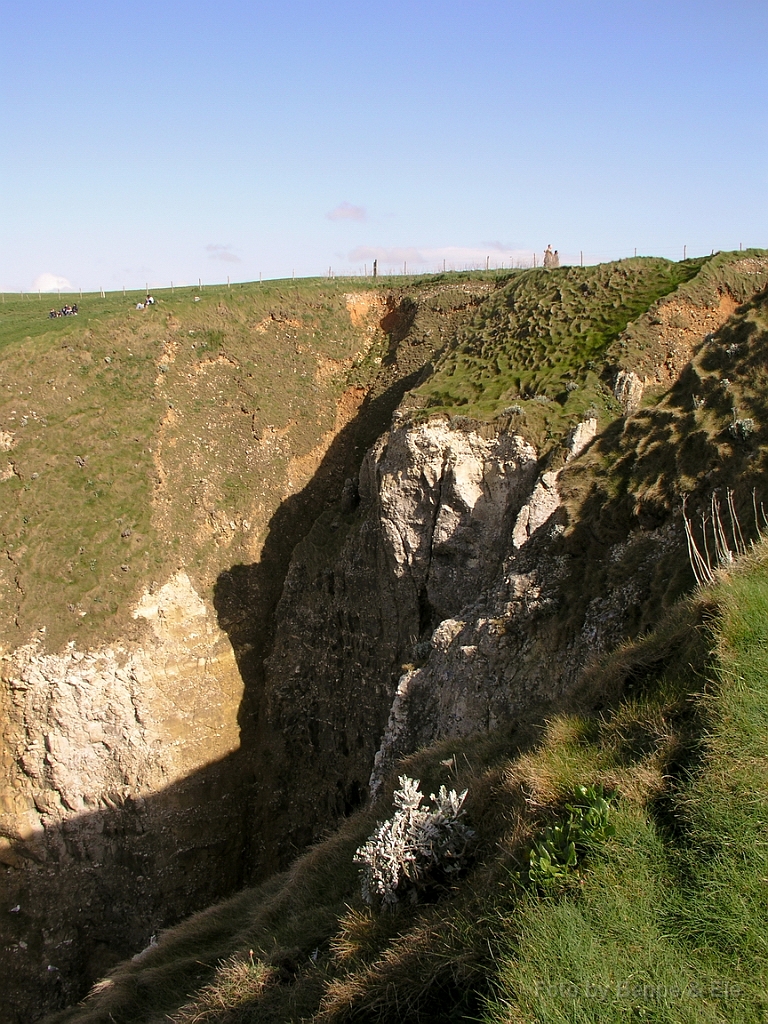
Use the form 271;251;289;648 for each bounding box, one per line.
2;254;765;652
414;251;768;457
50;542;768;1023
415;257;706;442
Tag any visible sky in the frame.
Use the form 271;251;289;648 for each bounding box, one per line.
2;0;767;291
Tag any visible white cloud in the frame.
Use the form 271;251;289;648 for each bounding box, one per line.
347;244;533;270
206;244;242;264
327;202;367;222
33;272;73;293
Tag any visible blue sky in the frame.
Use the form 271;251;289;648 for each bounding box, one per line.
2;0;767;291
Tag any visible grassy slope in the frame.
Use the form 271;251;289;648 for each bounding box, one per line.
483;557;768;1024
0;256;727;654
414;257;706;451
0;276;494;652
47;253;768;1023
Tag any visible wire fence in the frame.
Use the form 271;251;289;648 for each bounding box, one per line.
345;243;745;279
1;244;759;298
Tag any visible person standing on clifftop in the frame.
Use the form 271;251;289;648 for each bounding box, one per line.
543;245;560;269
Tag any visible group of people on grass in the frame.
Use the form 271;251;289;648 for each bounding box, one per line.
48;303;78;318
136;295;155;310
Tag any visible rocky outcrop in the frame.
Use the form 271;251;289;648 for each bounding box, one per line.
511;417;597;549
256;419;539;859
369;516;681;792
256;411;660;848
614;369;645;415
0;574;247;1021
2;575;240;832
255;410;680;811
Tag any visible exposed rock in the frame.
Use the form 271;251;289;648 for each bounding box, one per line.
511;417;597;551
0;575;245;1020
614;369;645;414
370;510;682;795
511;470;559;550
257;420;539;859
566;416;597;459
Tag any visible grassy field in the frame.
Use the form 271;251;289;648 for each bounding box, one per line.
0;275;499;651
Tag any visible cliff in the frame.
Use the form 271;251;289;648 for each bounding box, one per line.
3;253;768;1020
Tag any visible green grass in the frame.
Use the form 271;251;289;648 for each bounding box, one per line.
415;257;708;451
3;255;765;651
0;275;495;650
482;555;768;1024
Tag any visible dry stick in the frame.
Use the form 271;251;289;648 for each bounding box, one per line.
751;490;767;543
700;510;713;578
683;497;713;586
726;488;747;555
752;489;762;543
683;511;705;586
717;497;735;565
685;515;712;586
711;493;731;566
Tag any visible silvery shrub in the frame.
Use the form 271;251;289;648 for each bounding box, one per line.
354;775;475;908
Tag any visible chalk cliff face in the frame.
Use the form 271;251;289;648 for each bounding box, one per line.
257;421;539;854
0;573;248;1012
254;411;678;858
258;410;685;840
9;256;767;1021
3;573;240;833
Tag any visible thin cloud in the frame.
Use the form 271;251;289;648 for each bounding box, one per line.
327;202;367;222
33;272;72;293
348;244;533;269
206;244;242;264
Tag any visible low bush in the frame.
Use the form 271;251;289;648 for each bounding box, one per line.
354;776;475;908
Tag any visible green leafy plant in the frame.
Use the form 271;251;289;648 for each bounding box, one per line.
527;784;615;890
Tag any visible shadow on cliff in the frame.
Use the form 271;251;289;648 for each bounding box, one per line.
554;291;768;658
20;290;768;1021
3;360;429;1023
215;369;425;746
